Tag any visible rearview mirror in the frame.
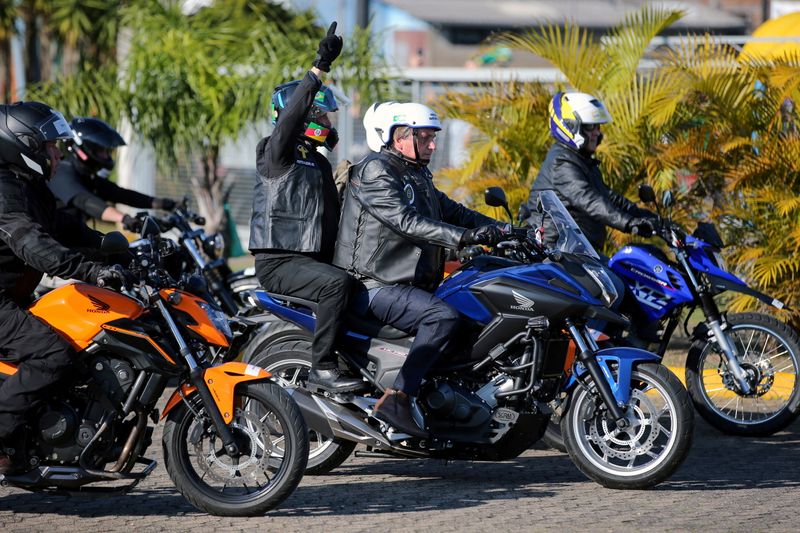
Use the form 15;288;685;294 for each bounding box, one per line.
141;216;161;238
662;190;674;208
638;184;656;204
100;231;130;253
484;187;508;208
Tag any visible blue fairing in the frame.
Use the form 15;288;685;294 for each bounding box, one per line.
252;291;316;332
609;245;694;322
437;260;601;324
565;347;661;404
684;235;746;286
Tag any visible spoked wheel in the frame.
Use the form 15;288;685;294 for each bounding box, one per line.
686;312;800;436
247;340;357;475
562;363;693;489
163;382;308;516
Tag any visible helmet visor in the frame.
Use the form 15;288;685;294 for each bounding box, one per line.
36;111;73;142
313;88;338;113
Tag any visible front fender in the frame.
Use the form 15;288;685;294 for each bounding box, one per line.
565;347;661;405
161;362;273;423
705;272;789;311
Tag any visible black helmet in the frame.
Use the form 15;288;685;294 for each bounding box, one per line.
0;101;73;178
271;80;339;149
69;117;126;177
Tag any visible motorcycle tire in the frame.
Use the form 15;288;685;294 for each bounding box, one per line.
562;363;693;489
685;312;800;437
246;336;357;475
162;381;308;516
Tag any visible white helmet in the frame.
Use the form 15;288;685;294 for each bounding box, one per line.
363;101;442;153
549;92;612;150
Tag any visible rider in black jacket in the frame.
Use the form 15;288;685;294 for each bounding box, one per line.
249;22;362;393
0;102;129;475
527;92;657;251
335;101;504;436
48;117;176;231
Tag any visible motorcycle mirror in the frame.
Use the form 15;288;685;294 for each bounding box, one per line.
140;216;161;238
485;187;514;227
517;204;532;225
100;231;129;253
662;190;674;208
638;184;656;204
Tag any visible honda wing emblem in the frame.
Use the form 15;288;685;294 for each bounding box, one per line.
87;294;111;313
510;290;535;311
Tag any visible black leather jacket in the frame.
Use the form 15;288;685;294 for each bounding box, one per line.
0;167;103;306
248;71;339;263
48;157;154;222
334;149;495;291
528;142;652;250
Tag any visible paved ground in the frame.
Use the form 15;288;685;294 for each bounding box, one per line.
2;407;799;533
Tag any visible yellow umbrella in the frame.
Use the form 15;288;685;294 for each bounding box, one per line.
741;12;800;61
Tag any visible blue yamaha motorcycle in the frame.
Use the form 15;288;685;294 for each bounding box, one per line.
242;189;693;489
608;185;800;436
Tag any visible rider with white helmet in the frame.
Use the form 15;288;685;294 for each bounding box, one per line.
527;91;658;251
334;101;506;437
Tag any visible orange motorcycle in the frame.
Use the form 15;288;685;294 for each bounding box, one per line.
0;220;308;516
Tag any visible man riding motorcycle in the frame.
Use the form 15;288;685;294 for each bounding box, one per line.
526;92;659;251
47;116;177;231
334;101;505;436
0;102;129;475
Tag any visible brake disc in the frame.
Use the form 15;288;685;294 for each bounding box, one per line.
588;389;660;461
192;408;274;486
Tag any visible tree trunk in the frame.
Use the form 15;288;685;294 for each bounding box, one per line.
1;38;11;102
23;8;40;85
191;146;229;238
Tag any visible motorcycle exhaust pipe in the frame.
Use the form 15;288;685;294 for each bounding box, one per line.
286;388;393;448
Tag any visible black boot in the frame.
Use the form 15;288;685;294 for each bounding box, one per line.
307;367;365;393
373;390;427;438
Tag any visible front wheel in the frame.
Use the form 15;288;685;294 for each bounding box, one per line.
162;381;308;516
686;312;800;436
562;363;693;489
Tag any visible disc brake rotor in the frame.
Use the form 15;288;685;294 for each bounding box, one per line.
191;408;274;486
588;389;660;461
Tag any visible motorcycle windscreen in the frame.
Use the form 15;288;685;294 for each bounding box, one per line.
28;283;145;350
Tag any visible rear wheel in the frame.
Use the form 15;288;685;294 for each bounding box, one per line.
686;312;800;436
562;363;693;489
162;382;308;516
246;337;357;475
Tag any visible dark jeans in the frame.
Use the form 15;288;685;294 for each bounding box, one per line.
357;284;460;396
255;254;354;370
0;297;76;439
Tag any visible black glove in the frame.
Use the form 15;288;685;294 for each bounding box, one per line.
122;214;142;233
628;217;656;238
152;197;177;211
460;225;504;247
312;22;343;72
94;264;133;291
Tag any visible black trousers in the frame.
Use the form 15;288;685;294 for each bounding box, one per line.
0;297;76;439
255;254;354;370
364;284;460;396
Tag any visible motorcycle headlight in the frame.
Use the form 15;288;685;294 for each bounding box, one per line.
197;301;232;340
202;233;225;259
582;263;619;307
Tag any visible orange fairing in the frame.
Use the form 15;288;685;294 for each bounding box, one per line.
0;361;18;376
161;362;273;423
159;289;229;347
28;283;145;350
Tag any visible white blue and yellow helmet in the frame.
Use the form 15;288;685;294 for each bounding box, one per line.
549;92;612;150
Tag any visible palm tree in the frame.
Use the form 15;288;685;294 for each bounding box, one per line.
0;0;19;102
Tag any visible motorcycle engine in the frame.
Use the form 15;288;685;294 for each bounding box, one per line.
90;356;136;406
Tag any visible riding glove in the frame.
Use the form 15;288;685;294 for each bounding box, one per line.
312;22;343;72
460;224;504;247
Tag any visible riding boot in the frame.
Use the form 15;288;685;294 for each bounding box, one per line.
373;389;427;438
307;367;365;393
0;431;28;476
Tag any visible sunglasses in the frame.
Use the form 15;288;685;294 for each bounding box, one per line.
581;124;601;133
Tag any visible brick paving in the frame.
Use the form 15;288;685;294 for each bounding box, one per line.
2;411;799;533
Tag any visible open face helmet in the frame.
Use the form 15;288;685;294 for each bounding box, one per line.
69;117;126;178
363;101;442;163
271;80;339;149
0;101;73;178
549;92;612;150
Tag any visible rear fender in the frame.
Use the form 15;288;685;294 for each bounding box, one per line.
565;347;661;404
161;362;273;423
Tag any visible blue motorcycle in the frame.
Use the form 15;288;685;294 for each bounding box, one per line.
242;189;693;489
607;185;800;436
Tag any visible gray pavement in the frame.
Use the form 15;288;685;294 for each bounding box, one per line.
2;413;799;533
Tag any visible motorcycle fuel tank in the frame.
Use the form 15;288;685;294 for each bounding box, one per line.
28;283;145;350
